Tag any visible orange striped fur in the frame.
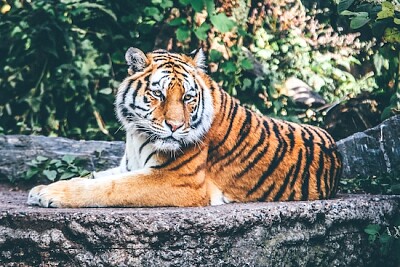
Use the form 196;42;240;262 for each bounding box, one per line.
27;48;342;208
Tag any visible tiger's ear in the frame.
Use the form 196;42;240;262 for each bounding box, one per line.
125;47;148;75
190;48;206;71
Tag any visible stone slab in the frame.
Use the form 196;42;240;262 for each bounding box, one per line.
0;187;399;266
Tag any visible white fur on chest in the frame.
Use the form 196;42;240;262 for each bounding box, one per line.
120;133;158;172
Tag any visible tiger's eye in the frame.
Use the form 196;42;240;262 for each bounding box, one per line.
184;95;193;101
153;90;162;97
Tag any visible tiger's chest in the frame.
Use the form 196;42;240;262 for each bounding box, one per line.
121;134;159;172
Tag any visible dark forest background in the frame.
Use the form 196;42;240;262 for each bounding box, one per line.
1;0;399;141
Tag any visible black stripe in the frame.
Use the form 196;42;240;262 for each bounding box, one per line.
150;153;182;169
323;169;330;196
209;101;239;153
300;127;314;200
168;150;202;171
233;120;269;178
240;119;269;163
306;126;329;198
258;182;276;201
212;109;252;165
288;190;296;201
181;163;206;177
273;165;295;201
313;126;340;197
130;80;142;111
125;155;131;171
144;151;156;166
281;121;296;152
219;91;227;118
139;139;152;154
120;107;135;121
130;103;149;112
122;79;135;101
316;148;325;199
246;119;288;197
290;148;303;188
222;118;261;168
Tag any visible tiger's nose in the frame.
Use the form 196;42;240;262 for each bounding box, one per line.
165;120;184;132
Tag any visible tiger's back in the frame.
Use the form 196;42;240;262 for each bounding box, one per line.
206;89;342;203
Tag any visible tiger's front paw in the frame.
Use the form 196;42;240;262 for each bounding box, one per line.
27;179;86;208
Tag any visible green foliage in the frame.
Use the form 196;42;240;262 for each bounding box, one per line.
339;174;400;195
0;0;398;142
0;0;169;140
338;0;400;120
364;216;400;265
25;155;90;183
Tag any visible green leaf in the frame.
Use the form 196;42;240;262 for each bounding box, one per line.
79;170;91;177
210;13;236;33
377;2;394;20
365;224;381;235
384;27;400;43
176;26;190;41
337;0;355;13
43;170;57;181
60;172;76;180
350;14;370;29
242;78;252;89
179;0;191;6
340;10;358;16
36;156;48;162
72;3;117;22
99;88;112;95
240;58;253;70
209;49;223;61
159;0;173;9
26;169;39;179
194;22;211;40
394;18;400;25
62;155;76;164
144;7;163;21
169;17;186;26
191;1;204;12
221;61;237;73
204;0;215;15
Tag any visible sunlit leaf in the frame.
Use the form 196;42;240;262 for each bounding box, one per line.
350;14;370;29
337;0;355;13
191;1;204;12
194;22;210;40
62;155;76;164
384;27;400;43
99;88;112;95
169;17;186;26
43;170;57;181
176;26;190;41
209;49;223;61
60;172;76;180
210;13;236;33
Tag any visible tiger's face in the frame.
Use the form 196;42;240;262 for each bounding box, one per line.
116;48;214;152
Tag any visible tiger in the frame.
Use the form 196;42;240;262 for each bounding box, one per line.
27;47;342;208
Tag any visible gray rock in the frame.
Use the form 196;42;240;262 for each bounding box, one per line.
1;117;400;265
0;135;124;182
337;115;400;178
0;188;399;266
1;116;399;182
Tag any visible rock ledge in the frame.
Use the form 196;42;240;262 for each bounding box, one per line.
0;188;399;266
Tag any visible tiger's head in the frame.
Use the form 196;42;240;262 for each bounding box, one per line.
115;48;214;152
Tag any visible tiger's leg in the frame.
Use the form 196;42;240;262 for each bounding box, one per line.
27;169;209;208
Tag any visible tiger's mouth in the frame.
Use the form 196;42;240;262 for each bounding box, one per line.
153;136;182;151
